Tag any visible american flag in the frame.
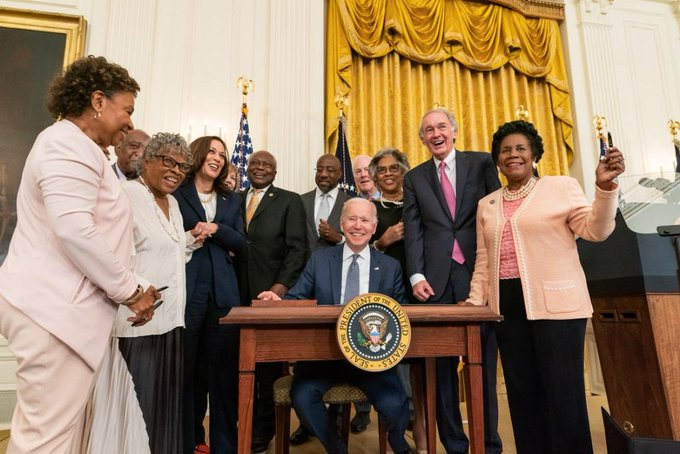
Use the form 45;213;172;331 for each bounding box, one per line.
335;115;357;196
231;102;253;191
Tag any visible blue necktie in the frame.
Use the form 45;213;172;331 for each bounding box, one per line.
343;254;360;304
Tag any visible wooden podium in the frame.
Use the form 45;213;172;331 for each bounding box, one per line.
578;210;680;439
221;303;500;454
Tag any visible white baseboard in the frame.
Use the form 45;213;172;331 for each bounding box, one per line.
0;390;16;429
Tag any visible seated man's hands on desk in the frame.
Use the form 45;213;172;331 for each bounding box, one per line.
258;290;282;300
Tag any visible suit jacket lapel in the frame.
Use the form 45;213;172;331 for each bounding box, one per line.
180;182;206;221
331;246;343;304
327;193;344;231
368;249;382;293
302;192;318;242
455;150;469;221
425;159;454;223
213;192;227;222
250;185;277;224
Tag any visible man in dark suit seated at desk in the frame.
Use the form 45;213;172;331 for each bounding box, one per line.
258;198;412;454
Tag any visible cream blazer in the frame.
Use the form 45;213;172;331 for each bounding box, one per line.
0;120;137;369
467;176;619;320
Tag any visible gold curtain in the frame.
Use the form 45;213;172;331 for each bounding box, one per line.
326;0;573;175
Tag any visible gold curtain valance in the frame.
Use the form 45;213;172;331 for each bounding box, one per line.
326;0;573;162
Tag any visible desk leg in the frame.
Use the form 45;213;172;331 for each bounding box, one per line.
238;328;257;454
464;325;484;454
424;357;437;454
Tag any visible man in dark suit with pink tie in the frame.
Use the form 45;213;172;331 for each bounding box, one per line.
403;108;502;454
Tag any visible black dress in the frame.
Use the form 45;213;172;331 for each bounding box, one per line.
371;199;414;303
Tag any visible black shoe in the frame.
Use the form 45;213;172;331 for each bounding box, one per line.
350;410;371;433
250;436;271;453
289;425;314;445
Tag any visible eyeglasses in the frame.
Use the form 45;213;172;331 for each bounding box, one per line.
375;164;401;175
157;155;192;173
315;166;340;174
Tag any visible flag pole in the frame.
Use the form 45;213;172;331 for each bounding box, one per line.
333;94;357;196
232;76;255;191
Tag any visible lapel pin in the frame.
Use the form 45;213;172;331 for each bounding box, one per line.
268;193;274;197
374;266;380;270
490;200;495;204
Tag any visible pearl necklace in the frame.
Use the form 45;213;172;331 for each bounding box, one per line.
502;177;538;201
379;194;404;208
138;177;180;242
198;190;216;204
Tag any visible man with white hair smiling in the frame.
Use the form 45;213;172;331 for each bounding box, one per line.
258;198;412;454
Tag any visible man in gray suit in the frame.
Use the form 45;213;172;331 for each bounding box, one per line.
403;108;502;454
301;154;351;252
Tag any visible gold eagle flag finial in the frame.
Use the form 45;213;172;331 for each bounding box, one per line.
593;114;608;139
236;77;255;105
335;93;348;118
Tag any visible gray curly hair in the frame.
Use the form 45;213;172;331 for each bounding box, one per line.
368;147;410;181
136;132;192;175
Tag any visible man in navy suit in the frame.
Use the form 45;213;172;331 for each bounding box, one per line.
259;198;411;454
403;108;502;454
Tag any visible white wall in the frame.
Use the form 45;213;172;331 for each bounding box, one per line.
563;0;680;197
0;0;324;193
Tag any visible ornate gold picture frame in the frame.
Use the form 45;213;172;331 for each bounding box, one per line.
0;7;86;68
0;7;87;262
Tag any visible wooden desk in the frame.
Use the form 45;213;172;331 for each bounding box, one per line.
221;304;500;454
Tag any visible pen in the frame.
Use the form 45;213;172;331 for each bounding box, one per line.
156;285;169;292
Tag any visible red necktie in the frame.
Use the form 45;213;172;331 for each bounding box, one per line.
439;161;465;264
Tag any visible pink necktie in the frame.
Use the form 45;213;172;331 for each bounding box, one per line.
439;161;465;264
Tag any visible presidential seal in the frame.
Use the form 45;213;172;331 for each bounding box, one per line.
336;293;411;372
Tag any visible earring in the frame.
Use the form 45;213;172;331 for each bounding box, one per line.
94;110;102;119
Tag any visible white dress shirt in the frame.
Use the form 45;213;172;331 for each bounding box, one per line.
339;244;371;305
410;149;457;287
246;184;271;207
314;186;340;221
432;149;457;197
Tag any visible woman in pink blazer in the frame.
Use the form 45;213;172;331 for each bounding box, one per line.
467;121;625;454
0;56;158;453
